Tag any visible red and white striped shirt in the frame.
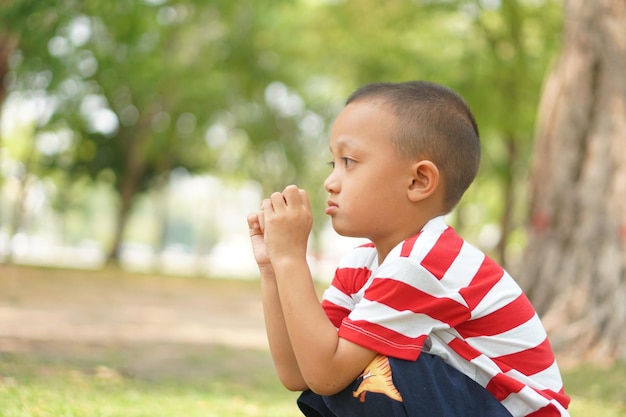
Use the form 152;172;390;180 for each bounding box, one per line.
321;216;570;417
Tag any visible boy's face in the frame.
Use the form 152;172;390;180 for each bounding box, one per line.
324;101;416;243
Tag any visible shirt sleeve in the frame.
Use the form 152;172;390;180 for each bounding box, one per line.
337;257;472;361
321;245;376;329
321;264;372;329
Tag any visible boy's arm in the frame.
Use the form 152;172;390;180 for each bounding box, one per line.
248;213;307;391
263;186;378;395
259;264;309;390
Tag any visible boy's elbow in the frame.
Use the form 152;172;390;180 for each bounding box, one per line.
304;374;347;396
281;377;308;392
275;368;308;392
277;369;342;395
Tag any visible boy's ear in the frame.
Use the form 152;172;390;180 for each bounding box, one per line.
407;160;439;202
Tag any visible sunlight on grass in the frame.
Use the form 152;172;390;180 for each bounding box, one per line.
2;355;626;416
0;266;624;417
0;362;301;417
562;362;626;417
568;396;626;417
2;359;626;417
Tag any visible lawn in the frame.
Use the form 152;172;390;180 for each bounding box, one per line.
1;345;624;417
0;343;302;417
0;265;624;416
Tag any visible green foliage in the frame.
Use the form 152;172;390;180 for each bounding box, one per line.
0;0;564;261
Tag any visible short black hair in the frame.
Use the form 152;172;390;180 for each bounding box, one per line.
347;80;480;212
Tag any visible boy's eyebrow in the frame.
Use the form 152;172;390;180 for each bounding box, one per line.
329;137;357;153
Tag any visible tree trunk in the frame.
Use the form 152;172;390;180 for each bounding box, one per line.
518;0;626;362
106;130;150;263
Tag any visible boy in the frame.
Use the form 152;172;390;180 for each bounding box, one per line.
247;81;570;416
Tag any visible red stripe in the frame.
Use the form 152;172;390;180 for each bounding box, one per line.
364;278;470;327
400;234;419;257
493;338;556;377
450;338;567;414
339;320;426;361
485;372;525;401
447;337;482;361
459;256;504;310
534;387;570;409
556;386;571;408
420;227;463;279
321;300;350;328
334;267;372;295
457;293;536;338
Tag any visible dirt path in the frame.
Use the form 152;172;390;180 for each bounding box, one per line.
0;264;269;352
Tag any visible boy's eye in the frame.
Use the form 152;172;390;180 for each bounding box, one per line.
341;157;354;167
327;157;354;169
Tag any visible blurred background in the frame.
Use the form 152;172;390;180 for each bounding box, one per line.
0;0;563;276
0;0;625;416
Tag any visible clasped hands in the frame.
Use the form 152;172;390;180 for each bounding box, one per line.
248;185;313;269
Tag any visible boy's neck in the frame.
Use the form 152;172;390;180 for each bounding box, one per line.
373;211;444;264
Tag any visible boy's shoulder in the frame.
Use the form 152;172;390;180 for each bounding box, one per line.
338;241;377;269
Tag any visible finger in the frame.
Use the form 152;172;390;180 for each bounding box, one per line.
247;213;262;235
299;188;310;209
257;210;265;232
270;191;286;211
282;185;302;206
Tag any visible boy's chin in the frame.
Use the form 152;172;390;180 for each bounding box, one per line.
332;224;363;239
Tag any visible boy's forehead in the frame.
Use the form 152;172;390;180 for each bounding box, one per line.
328;136;359;152
329;100;396;149
333;100;396;130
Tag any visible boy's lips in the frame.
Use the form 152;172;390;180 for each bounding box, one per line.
325;200;338;215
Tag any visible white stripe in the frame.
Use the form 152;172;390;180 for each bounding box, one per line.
404;221;446;262
376;259;469;307
440;241;485;288
471;272;523;318
348;299;448;338
464;314;547;357
322;285;355;311
426;334;503;387
501;385;551;416
467;352;504;386
337;245;377;269
521;360;564;390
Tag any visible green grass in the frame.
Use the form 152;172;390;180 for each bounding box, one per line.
562;362;626;417
1;350;625;417
0;346;302;417
0;264;624;416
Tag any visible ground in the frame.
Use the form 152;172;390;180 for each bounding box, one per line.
2;264;626;416
0;263;273;381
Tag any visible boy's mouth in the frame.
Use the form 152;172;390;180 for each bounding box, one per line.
325;200;338;215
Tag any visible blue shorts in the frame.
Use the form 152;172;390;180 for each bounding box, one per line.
297;353;513;417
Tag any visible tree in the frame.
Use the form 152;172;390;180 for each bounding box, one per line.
1;1;303;264
0;0;75;262
272;0;562;266
519;0;626;361
457;0;562;267
2;0;565;272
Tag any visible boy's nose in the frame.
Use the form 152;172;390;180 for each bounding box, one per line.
323;172;337;194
